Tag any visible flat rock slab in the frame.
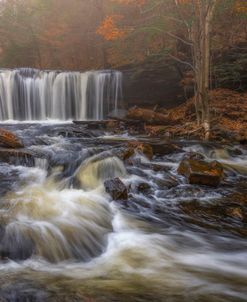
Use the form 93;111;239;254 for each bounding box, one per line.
178;159;224;187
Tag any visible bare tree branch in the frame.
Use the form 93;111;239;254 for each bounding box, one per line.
168;53;195;71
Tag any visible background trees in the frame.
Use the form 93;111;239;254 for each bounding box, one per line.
0;0;246;137
0;0;245;73
97;0;246;138
0;0;107;70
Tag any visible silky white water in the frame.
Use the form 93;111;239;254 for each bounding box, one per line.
0;68;123;121
0;124;246;301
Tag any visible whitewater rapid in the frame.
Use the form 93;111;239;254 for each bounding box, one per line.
0;124;246;301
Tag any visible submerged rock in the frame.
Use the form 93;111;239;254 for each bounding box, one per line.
0;148;35;166
182;152;205;161
0;128;24;148
104;177;128;201
178;159;223;187
149;141;182;156
0;229;35;261
180;198;247;236
132;181;152;194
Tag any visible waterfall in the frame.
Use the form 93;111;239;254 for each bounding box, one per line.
0;68;123;121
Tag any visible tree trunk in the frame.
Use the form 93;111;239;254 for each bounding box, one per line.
191;0;217;140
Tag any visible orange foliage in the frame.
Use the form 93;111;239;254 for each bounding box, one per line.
235;0;247;13
96;15;126;41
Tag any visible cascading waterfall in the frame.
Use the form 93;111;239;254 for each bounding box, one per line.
0;68;123;121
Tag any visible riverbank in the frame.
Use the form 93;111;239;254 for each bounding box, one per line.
108;89;247;144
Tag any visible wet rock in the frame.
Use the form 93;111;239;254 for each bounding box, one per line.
180;199;247;236
0;231;35;261
150;163;170;172
0;225;5;242
182;152;205;161
133;161;170;172
104;177;128;201
154;176;179;189
149;141;182;156
135;182;151;194
0;148;35;166
178;159;223;187
122;148;135;161
126;167;147;178
226;192;247;206
0;165;20;195
162;185;205;199
236;129;247;144
228;147;243;157
0;128;24;148
0;281;49;302
225;207;244;221
123;141;153;161
129;195;151;209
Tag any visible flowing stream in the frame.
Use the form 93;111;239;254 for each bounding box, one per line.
0;123;246;302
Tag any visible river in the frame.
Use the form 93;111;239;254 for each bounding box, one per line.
0;122;246;302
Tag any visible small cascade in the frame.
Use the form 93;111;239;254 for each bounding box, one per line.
0;68;123;121
76;155;126;190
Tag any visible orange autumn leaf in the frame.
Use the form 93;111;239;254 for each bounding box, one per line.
97;15;126;41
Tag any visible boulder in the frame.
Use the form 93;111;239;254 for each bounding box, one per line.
123;141;153;161
0;128;24;148
104;177;128;201
178;159;224;187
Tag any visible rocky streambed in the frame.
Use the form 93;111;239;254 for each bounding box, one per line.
0;122;246;302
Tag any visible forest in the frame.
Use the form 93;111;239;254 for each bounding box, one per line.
0;1;246;71
0;1;246;302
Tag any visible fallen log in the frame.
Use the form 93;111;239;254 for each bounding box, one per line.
127;107;172;125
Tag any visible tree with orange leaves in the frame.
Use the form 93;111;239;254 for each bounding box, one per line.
97;15;126;41
96;0;222;139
